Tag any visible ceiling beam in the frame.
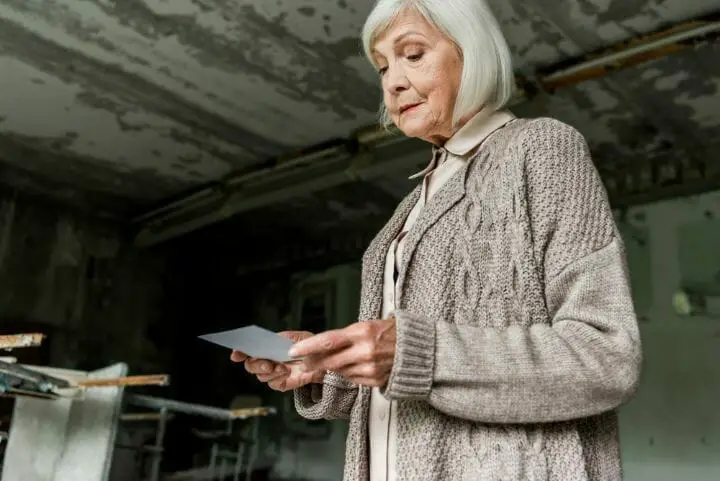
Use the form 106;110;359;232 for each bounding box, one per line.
132;12;720;247
533;12;719;91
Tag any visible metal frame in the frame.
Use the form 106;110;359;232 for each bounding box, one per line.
121;394;275;481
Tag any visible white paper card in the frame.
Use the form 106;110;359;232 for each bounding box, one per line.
198;325;296;363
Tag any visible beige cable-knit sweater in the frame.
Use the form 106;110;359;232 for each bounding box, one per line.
294;117;643;481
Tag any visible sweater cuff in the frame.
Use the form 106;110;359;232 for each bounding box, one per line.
381;309;435;400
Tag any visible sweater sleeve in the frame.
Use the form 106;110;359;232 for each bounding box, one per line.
294;371;358;420
381;118;643;424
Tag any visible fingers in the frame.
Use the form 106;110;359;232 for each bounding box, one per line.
301;349;356;373
277;330;313;342
240;361;324;392
267;378;288;391
257;364;289;383
299;324;380;372
233;353;319;392
289;325;361;358
244;358;277;375
267;365;318;392
234;324;389;390
230;351;248;362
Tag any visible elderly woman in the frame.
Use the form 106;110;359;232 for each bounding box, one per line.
232;0;643;479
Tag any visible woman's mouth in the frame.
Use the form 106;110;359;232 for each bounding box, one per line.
400;103;421;114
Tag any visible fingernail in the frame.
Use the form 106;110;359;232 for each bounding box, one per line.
288;347;298;358
262;363;270;373
297;363;307;372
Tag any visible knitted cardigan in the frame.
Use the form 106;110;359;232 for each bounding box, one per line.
294;117;643;481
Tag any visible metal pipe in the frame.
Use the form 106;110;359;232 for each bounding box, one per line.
540;15;719;90
232;443;246;481
209;443;219;480
120;412;175;422
127;394;276;420
545;24;718;82
245;417;260;481
132;185;223;224
134;168;356;246
225;140;351;188
149;407;168;481
113;444;164;453
133;140;353;227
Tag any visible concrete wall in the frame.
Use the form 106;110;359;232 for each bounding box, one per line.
616;191;720;481
0;191;169;372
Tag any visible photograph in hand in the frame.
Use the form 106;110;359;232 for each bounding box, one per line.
198;325;302;363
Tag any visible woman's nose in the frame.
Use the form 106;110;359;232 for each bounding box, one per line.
386;67;410;93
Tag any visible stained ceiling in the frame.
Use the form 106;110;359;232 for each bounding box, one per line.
0;0;718;223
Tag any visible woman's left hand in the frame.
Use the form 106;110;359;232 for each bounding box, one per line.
288;318;397;388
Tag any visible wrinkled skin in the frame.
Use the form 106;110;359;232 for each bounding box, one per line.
372;8;465;144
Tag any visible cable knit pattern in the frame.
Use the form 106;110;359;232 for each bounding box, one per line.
294;117;642;481
294;371;357;420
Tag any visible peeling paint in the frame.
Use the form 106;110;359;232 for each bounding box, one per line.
532;0;718;47
675;78;720;129
81;0;377;118
0;0;716;216
611;47;720;143
577;0;660;25
297;6;316;17
0;0;378;145
502;0;582;66
652;71;693;91
0;56;234;181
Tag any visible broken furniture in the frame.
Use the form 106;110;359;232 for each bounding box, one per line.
2;362;149;481
0;332;277;481
0;332;169;481
121;394;276;481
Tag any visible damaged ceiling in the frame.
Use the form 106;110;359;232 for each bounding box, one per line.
0;0;718;227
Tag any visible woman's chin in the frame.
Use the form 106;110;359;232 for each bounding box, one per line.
396;119;430;139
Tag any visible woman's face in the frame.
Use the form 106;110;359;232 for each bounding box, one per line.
372;9;463;144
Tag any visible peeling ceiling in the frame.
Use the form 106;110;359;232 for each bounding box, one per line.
0;0;718;218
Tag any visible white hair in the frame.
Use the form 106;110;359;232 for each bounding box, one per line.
361;0;515;129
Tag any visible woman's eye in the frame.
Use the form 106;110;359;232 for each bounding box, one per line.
407;52;423;61
377;66;388;76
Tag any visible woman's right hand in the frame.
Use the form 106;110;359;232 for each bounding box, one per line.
230;330;325;392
